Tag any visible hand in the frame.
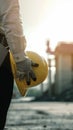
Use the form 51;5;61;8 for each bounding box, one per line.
16;57;39;85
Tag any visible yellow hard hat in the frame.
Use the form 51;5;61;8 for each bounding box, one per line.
10;51;48;96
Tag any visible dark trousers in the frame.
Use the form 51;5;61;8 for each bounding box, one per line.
0;52;14;129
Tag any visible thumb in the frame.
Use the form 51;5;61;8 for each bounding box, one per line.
31;61;39;67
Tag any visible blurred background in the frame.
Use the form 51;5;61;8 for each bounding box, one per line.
6;1;73;129
13;0;73;102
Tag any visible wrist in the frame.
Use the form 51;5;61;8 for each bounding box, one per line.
13;51;26;62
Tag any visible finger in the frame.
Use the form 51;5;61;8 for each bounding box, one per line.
16;72;20;79
16;71;25;80
25;72;31;85
19;74;25;81
31;61;39;67
30;71;37;81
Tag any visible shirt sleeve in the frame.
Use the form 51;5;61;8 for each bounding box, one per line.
0;0;26;62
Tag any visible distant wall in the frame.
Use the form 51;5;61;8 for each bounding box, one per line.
55;54;73;95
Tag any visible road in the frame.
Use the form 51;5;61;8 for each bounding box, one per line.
5;99;73;130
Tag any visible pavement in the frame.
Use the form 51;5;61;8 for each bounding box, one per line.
5;99;73;130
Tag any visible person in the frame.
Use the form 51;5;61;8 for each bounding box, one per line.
0;0;38;129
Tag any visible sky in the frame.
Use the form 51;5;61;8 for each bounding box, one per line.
19;0;73;57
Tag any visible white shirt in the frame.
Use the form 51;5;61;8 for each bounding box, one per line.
0;0;26;62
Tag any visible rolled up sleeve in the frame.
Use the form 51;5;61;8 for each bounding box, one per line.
0;0;26;62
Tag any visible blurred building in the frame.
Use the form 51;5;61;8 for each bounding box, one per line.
45;40;55;97
55;42;73;95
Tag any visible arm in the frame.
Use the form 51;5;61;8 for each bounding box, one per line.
0;0;38;85
0;0;26;62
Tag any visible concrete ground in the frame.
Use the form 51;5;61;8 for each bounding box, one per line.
5;99;73;130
